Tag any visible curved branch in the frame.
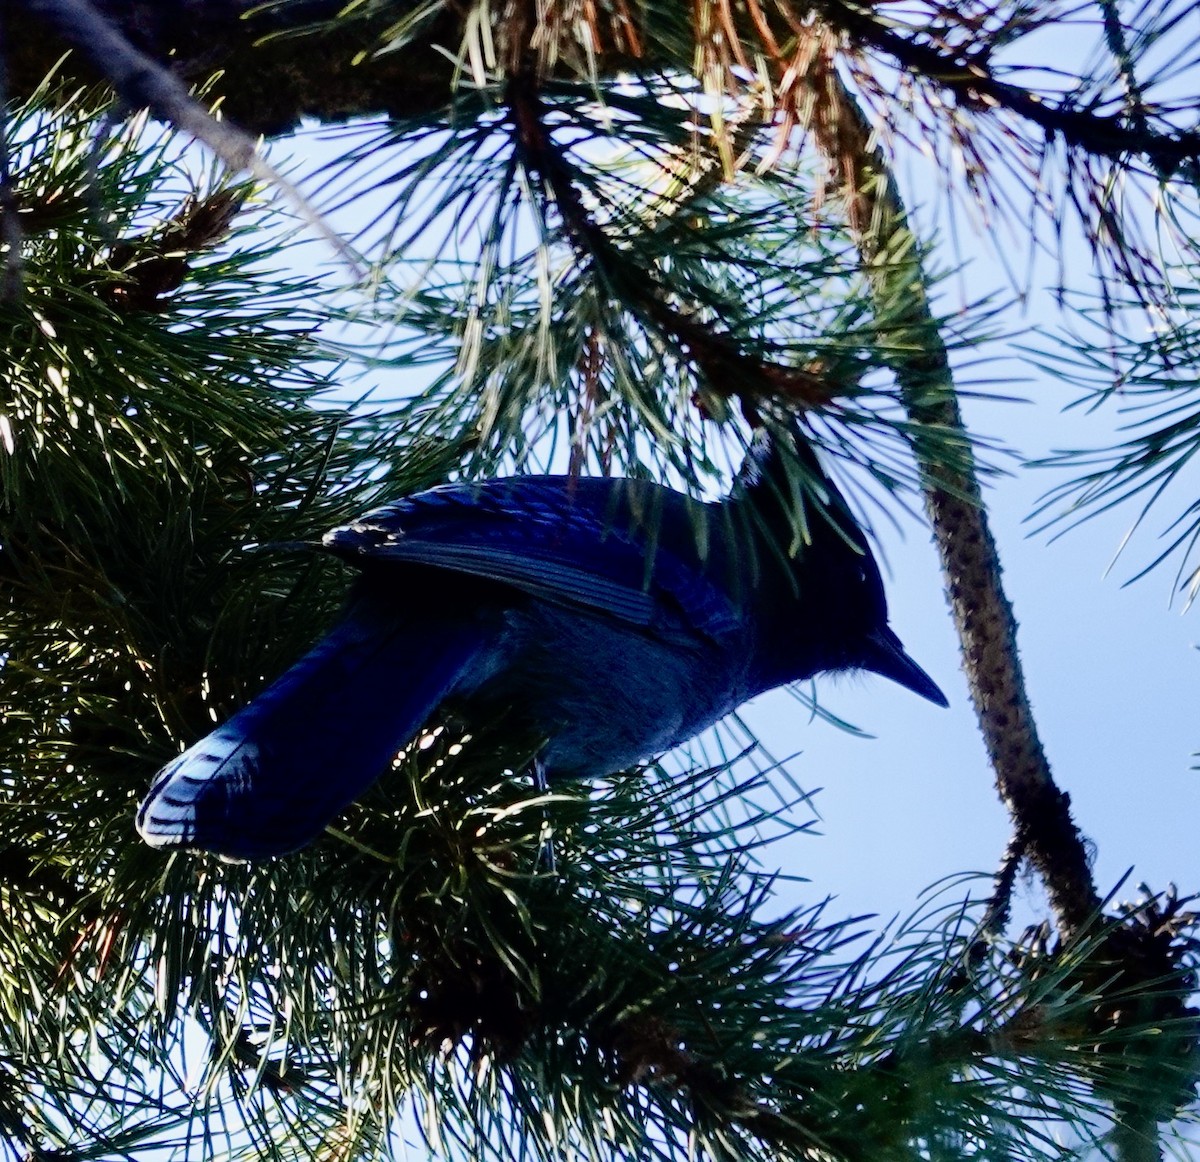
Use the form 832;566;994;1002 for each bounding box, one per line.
812;0;1200;177
504;72;839;410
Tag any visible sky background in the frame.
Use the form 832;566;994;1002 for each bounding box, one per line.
745;156;1200;928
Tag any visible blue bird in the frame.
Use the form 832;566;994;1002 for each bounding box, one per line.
137;427;947;859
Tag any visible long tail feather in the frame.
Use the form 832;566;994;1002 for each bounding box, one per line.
137;604;493;859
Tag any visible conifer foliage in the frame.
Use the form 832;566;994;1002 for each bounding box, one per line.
2;3;1200;1159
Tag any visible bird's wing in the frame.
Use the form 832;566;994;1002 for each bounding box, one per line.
322;478;741;639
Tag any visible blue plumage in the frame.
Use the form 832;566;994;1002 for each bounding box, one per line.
137;429;946;859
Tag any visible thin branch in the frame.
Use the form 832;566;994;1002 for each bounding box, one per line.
1098;0;1152;138
812;0;1200;178
982;833;1027;939
21;0;363;275
801;45;1102;938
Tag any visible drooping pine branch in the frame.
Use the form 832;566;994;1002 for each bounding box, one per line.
504;71;840;413
808;0;1200;177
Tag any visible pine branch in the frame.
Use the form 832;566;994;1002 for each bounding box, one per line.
800;45;1200;1162
12;0;1200;188
4;61;1199;1161
504;71;840;413
809;0;1200;178
20;0;362;273
797;41;1101;939
102;187;246;313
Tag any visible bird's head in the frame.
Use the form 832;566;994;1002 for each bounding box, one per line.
730;423;948;707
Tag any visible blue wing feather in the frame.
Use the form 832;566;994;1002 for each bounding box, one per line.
323;477;741;640
137;598;497;859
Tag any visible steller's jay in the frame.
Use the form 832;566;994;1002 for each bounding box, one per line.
137;426;947;859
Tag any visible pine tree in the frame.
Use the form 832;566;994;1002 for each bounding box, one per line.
2;3;1199;1159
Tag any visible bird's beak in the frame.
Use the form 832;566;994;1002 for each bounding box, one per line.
861;627;949;707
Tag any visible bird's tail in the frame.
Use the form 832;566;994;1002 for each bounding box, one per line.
137;602;493;859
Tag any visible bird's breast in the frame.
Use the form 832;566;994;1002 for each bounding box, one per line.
464;601;754;781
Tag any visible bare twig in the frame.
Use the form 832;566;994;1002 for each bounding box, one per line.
982;833;1027;939
801;46;1102;937
21;0;363;275
803;64;1200;1156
